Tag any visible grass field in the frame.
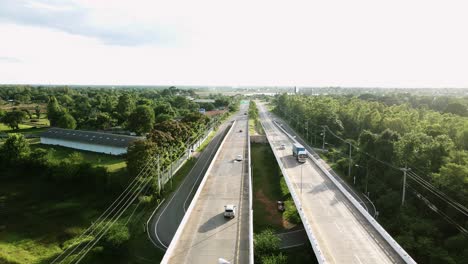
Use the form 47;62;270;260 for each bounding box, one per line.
0;176;116;264
251;143;293;232
0;123;34;131
0;155;204;264
29;143;126;172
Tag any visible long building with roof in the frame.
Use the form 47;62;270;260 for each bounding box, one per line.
40;128;144;155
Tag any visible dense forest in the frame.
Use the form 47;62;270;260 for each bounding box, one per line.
273;94;468;264
356;93;468;117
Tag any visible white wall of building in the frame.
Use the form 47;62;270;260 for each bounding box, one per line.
41;137;127;155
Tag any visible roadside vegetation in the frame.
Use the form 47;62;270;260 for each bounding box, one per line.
248;100;264;135
273;93;468;263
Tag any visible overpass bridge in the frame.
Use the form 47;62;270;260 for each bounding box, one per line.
258;102;416;264
161;106;251;264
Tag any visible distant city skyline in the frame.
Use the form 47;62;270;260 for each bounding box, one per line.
1;0;467;88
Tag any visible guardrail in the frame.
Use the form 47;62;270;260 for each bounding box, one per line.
160;121;236;264
247;114;254;264
259;118;327;264
273;120;417;264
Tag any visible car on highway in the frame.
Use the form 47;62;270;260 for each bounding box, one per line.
224;204;236;218
280;144;285;150
235;154;243;161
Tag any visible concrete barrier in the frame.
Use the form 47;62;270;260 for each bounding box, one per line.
247;117;254;264
160;121;236;264
273;120;417;264
250;135;268;143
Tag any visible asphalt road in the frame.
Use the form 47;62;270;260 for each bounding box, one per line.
148;122;231;251
165;107;250;264
259;103;405;264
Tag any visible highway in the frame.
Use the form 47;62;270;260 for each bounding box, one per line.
258;103;407;264
162;105;250;263
147;122;231;250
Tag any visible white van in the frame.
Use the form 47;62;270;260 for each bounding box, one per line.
224;204;236;218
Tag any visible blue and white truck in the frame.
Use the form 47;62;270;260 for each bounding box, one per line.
292;143;307;163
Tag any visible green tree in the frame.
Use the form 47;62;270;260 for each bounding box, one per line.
154;101;176;117
1;110;26;130
95;112;114;130
126;140;157;178
34;105;41;118
47;96;63;126
445;102;467;116
115;94;135;124
0;133;30;165
102;222;130;250
434;163;468;204
127;105;155;135
57;112;77;129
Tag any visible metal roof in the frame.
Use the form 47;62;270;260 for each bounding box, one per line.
40;128;144;148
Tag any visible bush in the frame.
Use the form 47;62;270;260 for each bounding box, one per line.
261;253;288;264
283;200;301;224
102;222;130;250
279;177;289;197
254;229;280;261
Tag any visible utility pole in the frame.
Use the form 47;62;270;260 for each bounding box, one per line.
170;147;173;189
365;163;369;195
314;126;317;146
401;166;411;206
348;142;352;179
300;163;303;205
157;155;161;195
322;126;326;150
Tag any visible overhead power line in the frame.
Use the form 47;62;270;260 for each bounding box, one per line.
52;157;156;264
407;172;468;217
406;184;468;236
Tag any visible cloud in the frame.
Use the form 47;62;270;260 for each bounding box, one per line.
0;56;22;63
0;0;176;46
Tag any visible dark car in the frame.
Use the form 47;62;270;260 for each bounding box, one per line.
277;201;285;212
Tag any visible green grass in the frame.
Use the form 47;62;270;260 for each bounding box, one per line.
29;143;126;172
0;176;115;264
249;119;256;135
196;131;215;152
249;118;264;135
0;123;34;132
251;143;288;232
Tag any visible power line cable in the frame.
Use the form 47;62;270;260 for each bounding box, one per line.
51;157;156;264
407;172;468;216
407;184;468;236
62;164;155;264
73;176;154;264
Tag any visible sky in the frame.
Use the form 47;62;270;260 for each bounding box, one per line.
0;0;467;88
